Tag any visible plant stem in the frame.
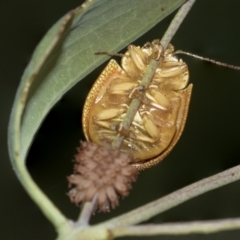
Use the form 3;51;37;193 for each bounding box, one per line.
111;0;195;150
99;164;240;228
76;195;97;226
111;59;160;149
161;0;196;49
111;218;240;237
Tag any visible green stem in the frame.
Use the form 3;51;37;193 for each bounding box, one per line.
111;0;196;150
112;218;240;237
111;59;160;149
77;195;97;226
161;0;196;49
99;164;240;228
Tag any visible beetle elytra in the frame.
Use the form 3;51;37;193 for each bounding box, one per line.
82;40;192;170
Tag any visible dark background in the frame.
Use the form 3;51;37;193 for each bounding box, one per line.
2;1;240;239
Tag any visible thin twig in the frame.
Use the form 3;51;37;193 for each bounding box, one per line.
161;0;196;49
112;0;195;149
98;164;240;228
76;194;98;226
111;59;160;149
111;218;240;237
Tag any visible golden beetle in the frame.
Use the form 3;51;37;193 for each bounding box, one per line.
82;40;192;170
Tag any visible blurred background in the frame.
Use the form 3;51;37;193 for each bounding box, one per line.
2;0;240;239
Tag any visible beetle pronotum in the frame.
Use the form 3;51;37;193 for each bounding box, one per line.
82;40;193;170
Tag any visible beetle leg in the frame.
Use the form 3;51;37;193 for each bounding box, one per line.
151;39;163;60
116;123;130;137
133;134;157;143
128;124;157;143
94;120;117;130
153;62;189;90
127;45;147;71
142;114;160;141
128;85;145;99
151;96;181;128
145;89;171;110
162;60;183;67
108;82;138;95
129;113;160;143
148;84;158;90
157;64;187;77
94;104;128;121
93;108;125;121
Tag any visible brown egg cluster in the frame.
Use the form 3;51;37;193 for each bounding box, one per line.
67;141;138;212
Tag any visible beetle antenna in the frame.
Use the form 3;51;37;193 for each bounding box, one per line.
174;50;240;70
95;51;124;57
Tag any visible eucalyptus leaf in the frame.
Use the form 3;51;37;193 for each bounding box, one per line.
9;0;185;164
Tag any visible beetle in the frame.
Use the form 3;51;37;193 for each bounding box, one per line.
82;40;192;170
